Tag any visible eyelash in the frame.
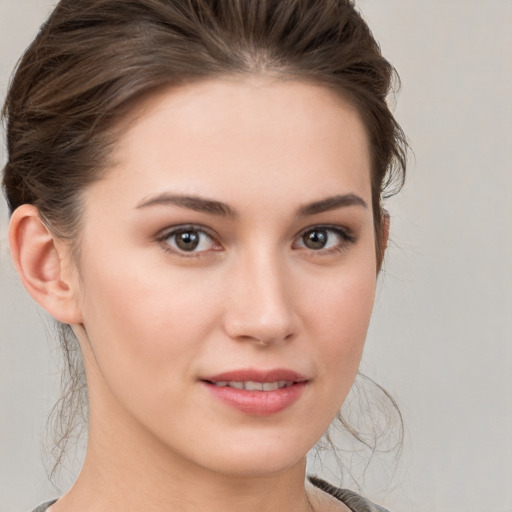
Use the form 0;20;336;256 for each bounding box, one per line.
293;225;356;255
156;224;220;258
156;224;356;258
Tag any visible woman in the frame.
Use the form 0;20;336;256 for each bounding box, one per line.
3;1;407;511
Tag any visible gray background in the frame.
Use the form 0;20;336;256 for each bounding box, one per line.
1;1;511;511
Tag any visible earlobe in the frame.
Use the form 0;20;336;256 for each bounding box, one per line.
8;204;83;324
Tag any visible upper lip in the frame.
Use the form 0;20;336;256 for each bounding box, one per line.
201;368;308;383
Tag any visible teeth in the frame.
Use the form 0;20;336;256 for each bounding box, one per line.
245;380;263;391
212;380;293;390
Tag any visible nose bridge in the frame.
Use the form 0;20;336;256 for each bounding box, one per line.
224;244;297;344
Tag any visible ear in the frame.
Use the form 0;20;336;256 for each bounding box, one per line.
8;204;83;324
376;210;390;273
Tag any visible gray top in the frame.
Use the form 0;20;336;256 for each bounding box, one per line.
31;477;390;512
309;476;391;512
31;501;57;512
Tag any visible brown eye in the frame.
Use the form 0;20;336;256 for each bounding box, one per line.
302;229;329;249
161;226;217;254
174;230;200;251
295;226;354;253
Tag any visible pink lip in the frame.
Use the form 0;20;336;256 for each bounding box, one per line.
202;368;307;383
201;368;308;416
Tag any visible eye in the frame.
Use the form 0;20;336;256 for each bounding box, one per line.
294;226;354;252
158;226;219;254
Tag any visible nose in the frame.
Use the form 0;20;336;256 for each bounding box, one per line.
222;250;299;346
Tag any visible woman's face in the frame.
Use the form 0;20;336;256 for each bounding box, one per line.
73;77;378;476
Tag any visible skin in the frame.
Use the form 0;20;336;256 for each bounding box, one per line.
10;77;385;512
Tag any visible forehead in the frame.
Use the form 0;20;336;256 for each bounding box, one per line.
93;77;372;213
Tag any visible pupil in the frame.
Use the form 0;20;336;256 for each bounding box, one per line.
176;231;199;251
304;230;327;249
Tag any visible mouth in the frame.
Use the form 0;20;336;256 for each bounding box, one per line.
208;380;295;391
200;369;308;415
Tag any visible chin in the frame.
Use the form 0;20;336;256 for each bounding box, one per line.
208;451;307;478
185;431;315;478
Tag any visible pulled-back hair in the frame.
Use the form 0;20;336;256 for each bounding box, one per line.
2;0;407;481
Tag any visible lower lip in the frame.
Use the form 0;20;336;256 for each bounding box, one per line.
203;382;307;416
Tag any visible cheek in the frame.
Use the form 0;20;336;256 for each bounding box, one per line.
305;253;376;341
77;251;219;387
304;259;377;405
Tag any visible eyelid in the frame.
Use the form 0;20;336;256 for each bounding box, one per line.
155;223;356;257
293;224;356;252
156;224;222;256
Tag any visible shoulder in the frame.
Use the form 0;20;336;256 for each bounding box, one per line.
308;475;392;512
30;500;57;512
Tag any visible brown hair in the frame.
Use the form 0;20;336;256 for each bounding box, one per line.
2;0;407;480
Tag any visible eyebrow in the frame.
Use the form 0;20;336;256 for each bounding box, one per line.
136;192;367;217
297;193;368;216
136;193;237;217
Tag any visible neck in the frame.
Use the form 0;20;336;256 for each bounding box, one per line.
57;444;313;512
